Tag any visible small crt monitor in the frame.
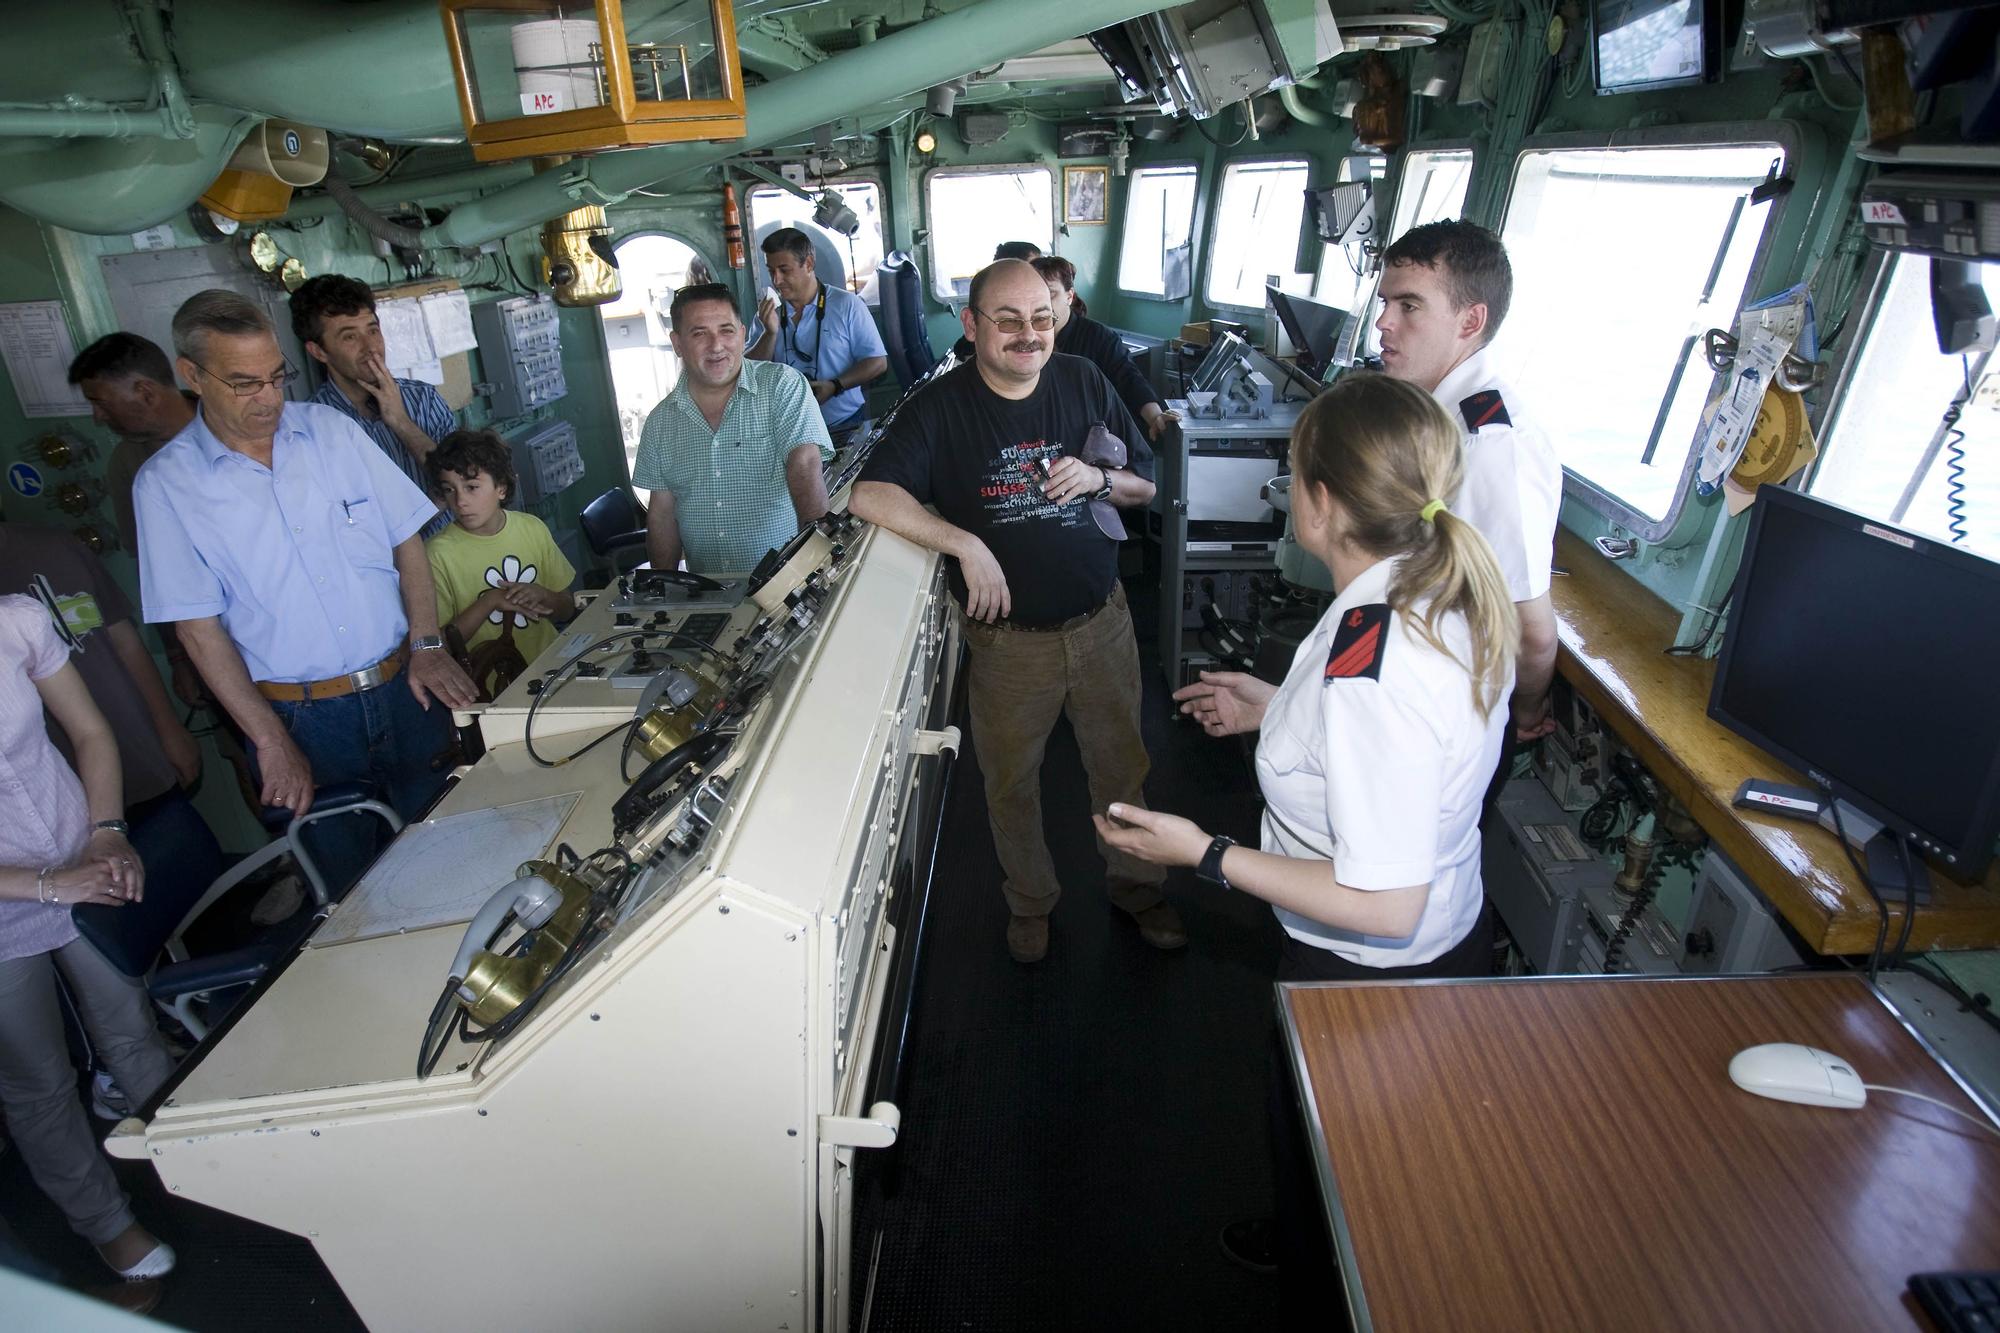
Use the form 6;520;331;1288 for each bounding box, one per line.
1707;486;2000;881
1591;0;1719;95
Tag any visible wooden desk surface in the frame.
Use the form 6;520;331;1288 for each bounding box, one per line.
1282;975;2000;1333
1549;528;2000;954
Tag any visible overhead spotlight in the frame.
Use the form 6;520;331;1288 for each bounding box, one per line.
813;189;861;237
914;128;938;155
927;78;967;117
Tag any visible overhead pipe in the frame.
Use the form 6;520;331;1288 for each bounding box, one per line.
0;1;193;140
282;161;537;224
0;104;256;234
1279;83;1331;125
430;0;1166;249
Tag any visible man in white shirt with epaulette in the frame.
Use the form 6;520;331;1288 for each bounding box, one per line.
1374;220;1562;744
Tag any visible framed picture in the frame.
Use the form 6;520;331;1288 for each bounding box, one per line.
1064;164;1109;226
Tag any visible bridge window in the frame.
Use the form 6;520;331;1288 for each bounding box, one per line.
1119;164;1199;300
1497;136;1789;529
926;166;1055;301
1206;158;1312;311
1811;253;2000;563
749;181;886;305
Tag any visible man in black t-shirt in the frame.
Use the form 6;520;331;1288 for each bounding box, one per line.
853;260;1186;964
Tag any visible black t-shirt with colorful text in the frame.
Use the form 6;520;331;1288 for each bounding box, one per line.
860;354;1151;626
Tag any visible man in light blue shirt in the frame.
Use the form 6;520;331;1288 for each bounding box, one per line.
749;228;888;446
634;283;831;576
292;274;458;539
134;290;476;889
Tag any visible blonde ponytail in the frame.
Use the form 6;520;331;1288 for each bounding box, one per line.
1290;375;1520;714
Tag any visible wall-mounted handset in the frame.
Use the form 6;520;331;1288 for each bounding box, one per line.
417;857;604;1078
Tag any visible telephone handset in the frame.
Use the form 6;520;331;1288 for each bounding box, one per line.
417;857;610;1078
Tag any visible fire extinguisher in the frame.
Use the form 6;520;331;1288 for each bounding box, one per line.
722;183;744;269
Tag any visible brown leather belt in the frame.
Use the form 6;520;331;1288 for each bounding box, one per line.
256;647;407;703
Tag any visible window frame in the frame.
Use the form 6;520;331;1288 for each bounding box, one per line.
744;174;887;305
1117;159;1204;303
1497;121;1802;545
1203;153;1316;315
922;163;1057;303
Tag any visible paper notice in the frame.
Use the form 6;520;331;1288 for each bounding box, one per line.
376;296;436;378
420;288;479;357
0;302;91;419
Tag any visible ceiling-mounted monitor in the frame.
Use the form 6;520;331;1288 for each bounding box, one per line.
1590;0;1721;96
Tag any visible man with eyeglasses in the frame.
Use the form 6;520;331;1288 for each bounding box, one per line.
634;282;832;576
292;275;458;540
747;228;887;449
131;289;476;893
851;259;1185;964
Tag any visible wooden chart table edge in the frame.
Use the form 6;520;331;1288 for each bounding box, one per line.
1274;972;2000;1333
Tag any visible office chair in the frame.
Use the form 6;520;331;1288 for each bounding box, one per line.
878;252;939;388
74;783;403;1040
580;486;649;576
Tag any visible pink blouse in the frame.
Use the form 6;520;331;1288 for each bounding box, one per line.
0;593;87;961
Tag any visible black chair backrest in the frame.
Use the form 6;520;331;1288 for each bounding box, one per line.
580;487;645;556
879;251;939;388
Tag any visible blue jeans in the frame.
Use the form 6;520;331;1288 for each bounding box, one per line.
250;680;451;896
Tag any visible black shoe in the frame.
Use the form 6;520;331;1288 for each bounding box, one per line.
1220;1216;1278;1274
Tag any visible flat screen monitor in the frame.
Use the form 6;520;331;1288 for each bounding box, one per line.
1266;286;1349;376
1707;487;2000;881
1591;0;1720;95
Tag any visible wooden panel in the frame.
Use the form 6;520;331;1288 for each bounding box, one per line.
1549;528;2000;955
1283;976;2000;1333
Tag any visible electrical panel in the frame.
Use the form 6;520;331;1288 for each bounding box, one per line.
507;418;586;505
1858;171;2000;262
1574;879;1682;976
1534;677;1612;811
1484;776;1613;974
1678;849;1805;974
1179;568;1272;631
472;293;567;419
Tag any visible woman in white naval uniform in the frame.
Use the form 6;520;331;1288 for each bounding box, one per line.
1098;373;1517;974
1095;373;1519;1307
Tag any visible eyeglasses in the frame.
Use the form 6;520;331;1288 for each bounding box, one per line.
972;307;1056;336
188;358;298;399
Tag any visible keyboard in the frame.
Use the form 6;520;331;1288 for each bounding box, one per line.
1911;1272;2000;1332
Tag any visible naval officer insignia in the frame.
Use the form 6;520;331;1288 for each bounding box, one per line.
1324;604;1390;682
1459;389;1511;432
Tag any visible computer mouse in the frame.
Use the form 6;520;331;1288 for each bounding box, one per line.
1728;1043;1868;1109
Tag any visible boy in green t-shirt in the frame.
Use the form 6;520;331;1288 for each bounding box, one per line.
425;428;576;697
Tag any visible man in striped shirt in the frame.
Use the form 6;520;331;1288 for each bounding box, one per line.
633;283;831;576
292;275;456;539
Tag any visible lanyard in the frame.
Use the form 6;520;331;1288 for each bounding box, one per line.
781;284;828;382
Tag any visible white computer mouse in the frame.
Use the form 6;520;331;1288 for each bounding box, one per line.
1728;1043;1868;1109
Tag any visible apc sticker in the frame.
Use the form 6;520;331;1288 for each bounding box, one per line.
7;461;44;498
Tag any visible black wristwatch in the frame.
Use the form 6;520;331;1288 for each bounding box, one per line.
1091;467;1115;501
1196;834;1236;890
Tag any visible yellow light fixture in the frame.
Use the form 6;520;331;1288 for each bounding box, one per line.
439;0;747;163
915;128;938;154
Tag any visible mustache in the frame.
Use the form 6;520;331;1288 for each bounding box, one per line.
1006;340;1042;352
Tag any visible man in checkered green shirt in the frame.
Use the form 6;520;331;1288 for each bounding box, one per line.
634;284;832;575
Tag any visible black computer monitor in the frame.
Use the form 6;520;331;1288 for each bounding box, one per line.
1266;286;1348;376
1590;0;1720;95
1708;487;2000;884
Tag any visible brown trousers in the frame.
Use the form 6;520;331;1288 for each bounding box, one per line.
961;582;1167;918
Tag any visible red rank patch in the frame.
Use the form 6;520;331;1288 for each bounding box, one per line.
1324;603;1390;682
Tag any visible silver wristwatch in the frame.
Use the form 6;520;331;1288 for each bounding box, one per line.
411;634;445;652
1091;468;1115;501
